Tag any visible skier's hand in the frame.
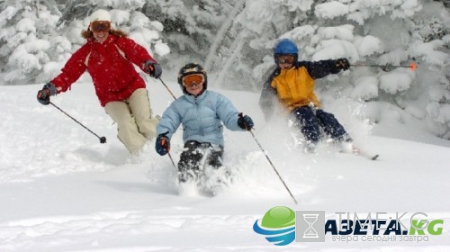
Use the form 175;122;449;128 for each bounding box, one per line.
37;82;57;105
37;88;50;105
238;113;254;131
155;132;170;156
335;58;350;71
144;60;162;79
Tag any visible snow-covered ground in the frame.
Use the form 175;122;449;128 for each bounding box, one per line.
1;76;450;251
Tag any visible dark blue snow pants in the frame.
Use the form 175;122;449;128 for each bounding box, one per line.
292;106;348;143
178;140;224;183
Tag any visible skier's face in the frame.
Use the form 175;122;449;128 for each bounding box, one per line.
90;21;110;43
92;30;109;43
185;82;204;96
279;62;294;70
277;54;295;70
183;74;205;96
277;55;296;64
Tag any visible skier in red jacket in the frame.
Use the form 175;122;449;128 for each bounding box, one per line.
36;9;162;155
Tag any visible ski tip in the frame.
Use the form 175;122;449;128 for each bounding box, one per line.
371;154;379;160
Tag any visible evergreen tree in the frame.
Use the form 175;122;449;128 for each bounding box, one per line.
1;0;450;139
142;0;234;70
0;0;61;84
213;0;315;89
0;0;169;84
223;0;450;139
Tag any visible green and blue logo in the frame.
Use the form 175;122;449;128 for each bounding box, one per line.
253;206;296;246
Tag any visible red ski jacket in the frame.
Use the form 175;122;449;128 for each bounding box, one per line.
51;35;156;106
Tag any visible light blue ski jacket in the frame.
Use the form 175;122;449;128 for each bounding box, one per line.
156;90;244;146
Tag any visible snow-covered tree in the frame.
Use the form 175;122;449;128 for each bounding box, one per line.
219;0;450;139
210;0;317;90
0;0;170;84
1;0;450;140
84;0;169;57
0;0;61;84
142;0;235;70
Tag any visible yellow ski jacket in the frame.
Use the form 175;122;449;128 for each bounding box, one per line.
259;60;343;120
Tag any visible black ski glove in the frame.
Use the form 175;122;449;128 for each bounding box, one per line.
37;82;57;105
144;60;162;79
155;132;170;156
238;113;254;131
335;58;350;71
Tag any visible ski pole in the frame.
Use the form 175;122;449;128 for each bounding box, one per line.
247;128;298;205
158;78;177;100
49;102;107;144
167;153;176;167
351;61;417;72
154;79;177;166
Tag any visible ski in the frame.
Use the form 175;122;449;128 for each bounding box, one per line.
349;145;379;161
291;133;379;160
358;152;379;161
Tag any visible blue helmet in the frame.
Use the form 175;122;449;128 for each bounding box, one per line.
274;39;298;54
273;38;299;64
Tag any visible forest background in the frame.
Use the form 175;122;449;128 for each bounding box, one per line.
1;0;450;141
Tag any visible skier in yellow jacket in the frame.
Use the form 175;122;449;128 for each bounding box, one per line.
259;38;352;152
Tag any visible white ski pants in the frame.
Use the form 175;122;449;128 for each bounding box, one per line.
105;88;159;154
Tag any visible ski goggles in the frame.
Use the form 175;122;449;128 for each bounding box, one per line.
276;55;296;64
182;74;205;87
90;21;111;33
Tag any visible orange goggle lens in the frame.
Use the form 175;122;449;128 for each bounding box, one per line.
277;55;296;64
91;21;111;32
182;74;204;87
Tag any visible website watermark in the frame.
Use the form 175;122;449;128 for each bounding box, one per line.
253;206;444;246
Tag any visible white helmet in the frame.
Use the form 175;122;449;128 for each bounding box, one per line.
90;9;111;23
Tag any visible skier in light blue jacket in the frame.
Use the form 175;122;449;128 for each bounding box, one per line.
155;63;254;183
